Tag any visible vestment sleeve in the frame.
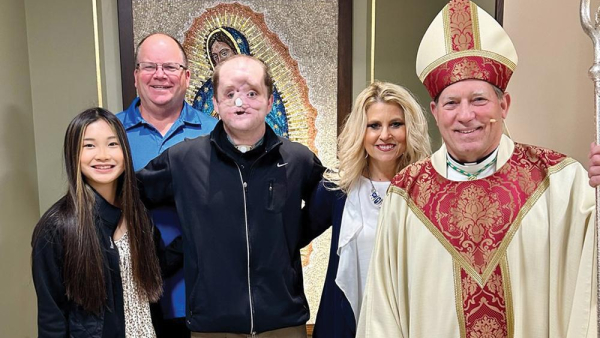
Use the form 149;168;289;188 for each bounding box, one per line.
356;189;405;338
547;162;597;337
32;223;69;338
137;149;175;207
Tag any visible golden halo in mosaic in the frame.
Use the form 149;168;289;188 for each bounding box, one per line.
183;2;318;152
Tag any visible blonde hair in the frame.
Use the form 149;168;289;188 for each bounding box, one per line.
325;81;431;193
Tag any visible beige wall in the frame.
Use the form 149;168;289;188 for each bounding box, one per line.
0;1;39;337
0;0;102;334
504;0;593;164
26;0;100;212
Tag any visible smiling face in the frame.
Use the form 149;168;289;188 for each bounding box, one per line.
363;102;407;171
79;119;125;197
212;56;273;142
431;79;510;163
134;34;190;113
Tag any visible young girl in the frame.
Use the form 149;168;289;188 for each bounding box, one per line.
32;108;162;337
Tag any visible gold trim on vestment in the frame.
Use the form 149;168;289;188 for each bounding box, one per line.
390;185;485;285
452;250;514;338
419;50;517;81
388;157;576;287
548;157;577;174
453;262;467;338
500;258;514;338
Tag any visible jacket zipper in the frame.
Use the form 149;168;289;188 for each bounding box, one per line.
236;164;255;335
268;181;274;209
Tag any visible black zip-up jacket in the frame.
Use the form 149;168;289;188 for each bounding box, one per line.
32;192;125;338
138;121;326;334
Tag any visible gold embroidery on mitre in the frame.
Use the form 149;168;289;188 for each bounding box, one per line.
448;0;475;52
443;5;452;53
419;50;516;82
471;2;481;49
449;58;490;84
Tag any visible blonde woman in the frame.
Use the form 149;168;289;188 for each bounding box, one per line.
310;82;431;338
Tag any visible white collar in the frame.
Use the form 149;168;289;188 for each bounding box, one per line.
432;134;515;178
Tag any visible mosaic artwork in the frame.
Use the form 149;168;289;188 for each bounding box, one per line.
183;3;317;149
132;0;340;324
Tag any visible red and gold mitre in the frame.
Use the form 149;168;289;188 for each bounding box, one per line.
416;0;518;99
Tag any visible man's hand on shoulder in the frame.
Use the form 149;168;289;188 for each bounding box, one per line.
588;142;600;187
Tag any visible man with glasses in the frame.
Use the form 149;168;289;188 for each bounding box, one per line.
117;33;217;338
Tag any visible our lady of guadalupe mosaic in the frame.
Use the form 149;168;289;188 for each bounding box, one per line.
182;3;318;152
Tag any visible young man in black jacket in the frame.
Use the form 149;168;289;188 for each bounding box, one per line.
138;54;326;337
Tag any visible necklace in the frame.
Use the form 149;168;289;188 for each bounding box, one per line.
365;167;384;207
446;157;497;181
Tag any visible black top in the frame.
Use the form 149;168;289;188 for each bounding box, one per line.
138;121;327;334
32;191;125;338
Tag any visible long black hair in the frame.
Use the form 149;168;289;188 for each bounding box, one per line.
32;107;162;313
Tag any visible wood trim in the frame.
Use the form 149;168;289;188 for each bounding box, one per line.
337;0;353;133
306;323;314;336
117;0;136;108
495;0;504;26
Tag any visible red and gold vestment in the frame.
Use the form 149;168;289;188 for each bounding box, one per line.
357;136;596;338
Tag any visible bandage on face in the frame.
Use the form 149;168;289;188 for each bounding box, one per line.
220;88;257;107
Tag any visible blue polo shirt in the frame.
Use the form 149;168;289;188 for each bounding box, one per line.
117;97;217;319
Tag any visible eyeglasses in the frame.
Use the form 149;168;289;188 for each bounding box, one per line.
136;62;187;74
